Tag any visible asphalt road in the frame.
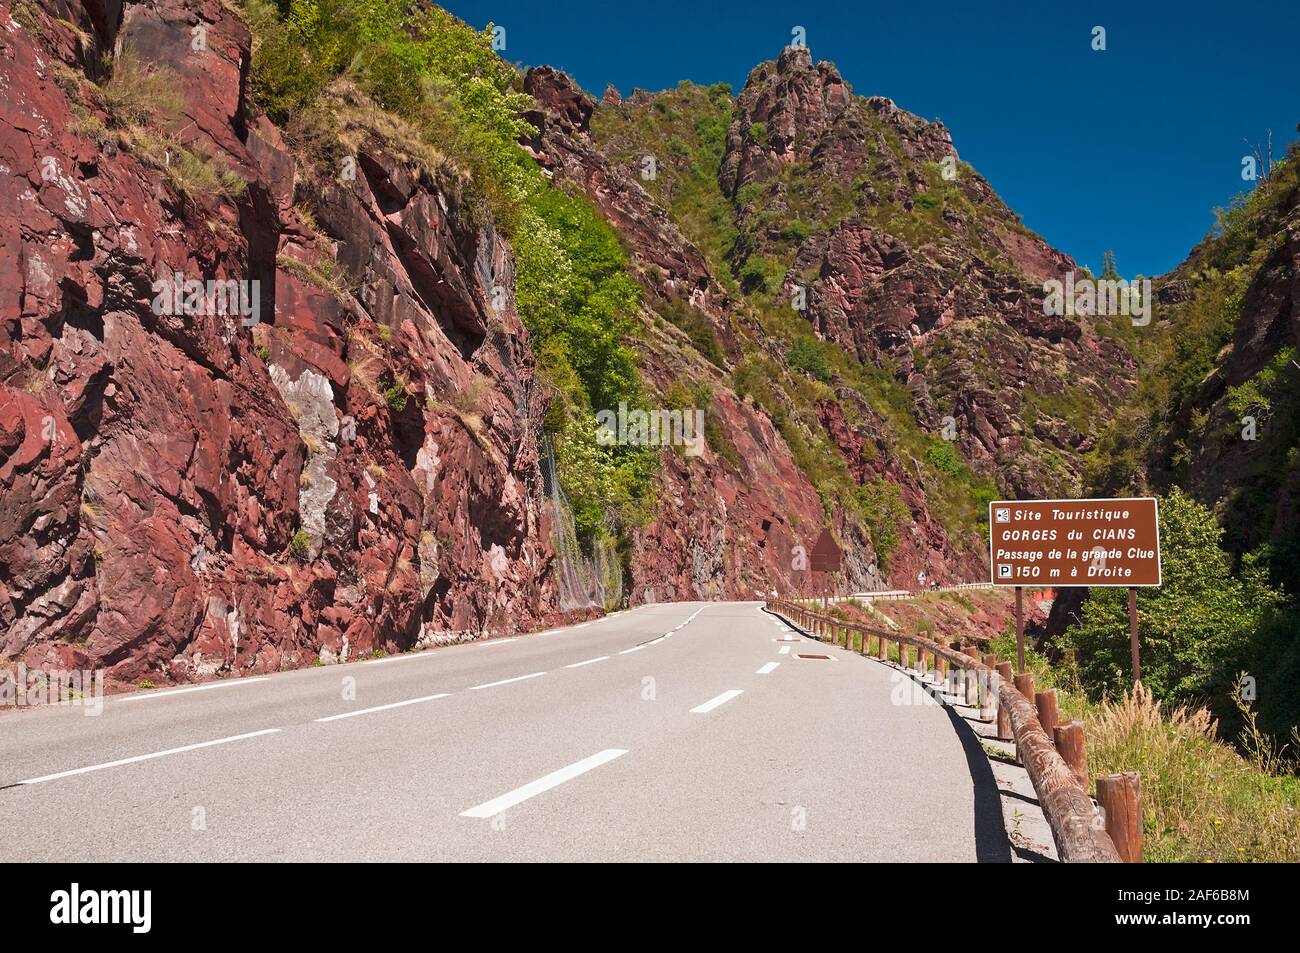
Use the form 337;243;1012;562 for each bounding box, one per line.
0;602;1009;861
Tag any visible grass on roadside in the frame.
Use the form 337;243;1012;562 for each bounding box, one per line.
985;629;1299;861
1061;684;1300;863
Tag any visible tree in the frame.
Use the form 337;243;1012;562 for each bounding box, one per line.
1100;248;1119;280
1065;488;1283;709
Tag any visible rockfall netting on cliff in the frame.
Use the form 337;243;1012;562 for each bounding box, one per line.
542;438;623;611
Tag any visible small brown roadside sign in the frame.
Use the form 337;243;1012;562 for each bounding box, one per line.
988;498;1162;587
810;529;843;573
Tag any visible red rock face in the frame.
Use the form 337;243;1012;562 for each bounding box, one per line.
813;398;985;586
526;65;987;594
1;1;559;687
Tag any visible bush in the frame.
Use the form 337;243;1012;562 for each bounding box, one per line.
382;380;407;413
925;438;962;475
787;337;832;382
854;478;909;568
738;255;782;294
289;528;311;560
781;220;811;243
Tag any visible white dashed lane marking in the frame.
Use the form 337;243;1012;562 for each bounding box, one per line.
315;693;450;722
16;729;282;785
690;690;743;714
565;656;608;669
459;748;629;818
468;672;546;691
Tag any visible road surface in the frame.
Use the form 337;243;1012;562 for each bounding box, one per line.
0;602;1009;861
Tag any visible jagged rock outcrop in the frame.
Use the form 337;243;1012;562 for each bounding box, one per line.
727;46;1134;499
0;0;559;686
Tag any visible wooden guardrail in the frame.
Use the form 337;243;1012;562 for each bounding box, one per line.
764;599;1135;864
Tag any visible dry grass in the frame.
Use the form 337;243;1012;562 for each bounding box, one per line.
94;48;245;200
330;82;459;184
448;373;490;418
277;253;355;303
98;48;184;131
1070;684;1300;862
345;340;383;398
23;363;50;395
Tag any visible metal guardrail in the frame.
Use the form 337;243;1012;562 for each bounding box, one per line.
764;599;1129;864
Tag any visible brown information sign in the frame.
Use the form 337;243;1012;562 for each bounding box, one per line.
988;498;1162;587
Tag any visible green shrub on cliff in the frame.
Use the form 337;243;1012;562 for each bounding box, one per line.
241;0;654;547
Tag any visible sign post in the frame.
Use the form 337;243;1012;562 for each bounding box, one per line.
1128;586;1140;684
1015;585;1024;673
989;498;1162;685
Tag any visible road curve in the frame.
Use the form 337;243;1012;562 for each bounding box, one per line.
0;602;1009;861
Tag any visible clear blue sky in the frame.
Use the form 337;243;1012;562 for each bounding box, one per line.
444;0;1299;277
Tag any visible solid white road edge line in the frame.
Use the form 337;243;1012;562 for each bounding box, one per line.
459;748;629;818
366;652;438;665
468;671;546;691
690;689;743;714
756;662;780;674
119;677;270;701
314;693;450;722
16;728;283;785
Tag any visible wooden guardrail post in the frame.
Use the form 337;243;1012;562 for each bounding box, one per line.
963;650;978;706
1054;721;1088;789
1095;772;1142;863
995;662;1014;740
1035;689;1059;741
1014;672;1035;703
878;634;887;661
917;646;928;678
978;668;996;722
968;649;984;705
